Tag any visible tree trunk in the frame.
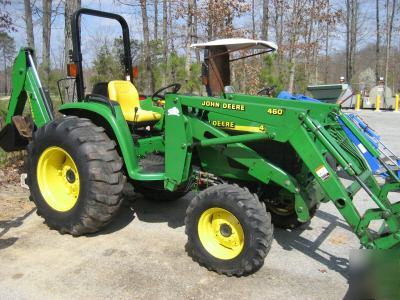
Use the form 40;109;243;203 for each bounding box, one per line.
185;0;194;80
24;0;35;59
251;0;256;38
140;0;154;94
42;0;52;86
162;0;168;85
287;1;300;92
207;0;213;40
168;0;174;53
288;56;296;93
3;49;7;94
168;0;176;81
324;4;329;84
384;0;396;94
345;0;350;81
345;0;357;83
349;0;357;83
64;0;81;72
193;0;200;64
262;0;269;40
375;0;380;81
154;0;158;40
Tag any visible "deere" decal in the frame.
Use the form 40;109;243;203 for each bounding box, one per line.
202;100;245;111
210;120;235;128
210;120;266;133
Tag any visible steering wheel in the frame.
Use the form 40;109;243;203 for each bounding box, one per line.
257;85;276;97
151;83;181;101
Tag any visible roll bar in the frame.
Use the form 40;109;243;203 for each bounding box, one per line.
71;8;133;100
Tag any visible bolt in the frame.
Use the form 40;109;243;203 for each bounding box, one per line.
381;210;391;219
366;243;374;249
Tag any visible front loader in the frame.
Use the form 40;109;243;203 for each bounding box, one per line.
0;8;399;277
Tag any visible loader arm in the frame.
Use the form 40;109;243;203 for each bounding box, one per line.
164;93;400;249
0;48;54;151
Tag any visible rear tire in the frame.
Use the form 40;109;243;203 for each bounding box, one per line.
185;184;273;276
267;203;317;229
27;116;125;236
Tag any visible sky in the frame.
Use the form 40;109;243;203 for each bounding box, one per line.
5;0;384;68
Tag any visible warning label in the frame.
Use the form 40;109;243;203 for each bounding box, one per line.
316;165;330;181
357;143;367;154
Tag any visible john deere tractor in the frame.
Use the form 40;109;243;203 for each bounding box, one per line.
1;8;399;276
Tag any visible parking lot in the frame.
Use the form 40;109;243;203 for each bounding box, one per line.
0;110;399;299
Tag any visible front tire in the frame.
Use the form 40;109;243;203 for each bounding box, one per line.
185;184;273;276
27;116;125;236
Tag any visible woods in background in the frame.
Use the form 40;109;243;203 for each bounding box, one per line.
0;0;399;97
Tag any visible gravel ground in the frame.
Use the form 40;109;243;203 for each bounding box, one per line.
0;110;398;300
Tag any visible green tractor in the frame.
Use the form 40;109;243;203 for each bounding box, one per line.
1;8;399;277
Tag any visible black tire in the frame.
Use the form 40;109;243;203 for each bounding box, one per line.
185;184;273;276
268;203;317;229
135;154;188;201
26;116;125;236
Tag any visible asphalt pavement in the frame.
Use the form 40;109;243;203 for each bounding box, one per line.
0;110;399;299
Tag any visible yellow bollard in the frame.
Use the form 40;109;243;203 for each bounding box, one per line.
376;95;381;111
395;94;399;113
355;94;361;111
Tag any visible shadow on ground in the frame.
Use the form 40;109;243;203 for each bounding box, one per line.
274;209;351;279
0;208;36;250
104;191;352;279
130;192;194;229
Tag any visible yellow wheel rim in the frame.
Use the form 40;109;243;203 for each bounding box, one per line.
198;207;244;260
37;146;80;212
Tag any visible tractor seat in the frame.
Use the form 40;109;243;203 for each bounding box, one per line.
107;80;161;124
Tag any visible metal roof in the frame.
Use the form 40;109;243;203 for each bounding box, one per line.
191;38;278;52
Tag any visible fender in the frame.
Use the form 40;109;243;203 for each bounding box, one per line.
59;101;139;178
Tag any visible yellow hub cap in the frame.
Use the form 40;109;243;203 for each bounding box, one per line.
37;146;80;212
198;207;244;260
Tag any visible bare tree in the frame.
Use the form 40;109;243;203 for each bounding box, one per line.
0;32;15;94
154;0;158;40
193;0;200;64
42;0;52;86
384;0;396;89
140;0;154;94
375;0;380;80
345;0;358;83
324;0;330;83
262;0;270;40
0;0;14;32
24;0;35;57
287;0;309;92
185;0;194;77
64;0;81;72
251;0;256;38
162;0;167;84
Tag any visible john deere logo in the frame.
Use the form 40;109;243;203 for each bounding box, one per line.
167;107;180;116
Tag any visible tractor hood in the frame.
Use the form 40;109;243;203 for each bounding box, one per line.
191;38;278;52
